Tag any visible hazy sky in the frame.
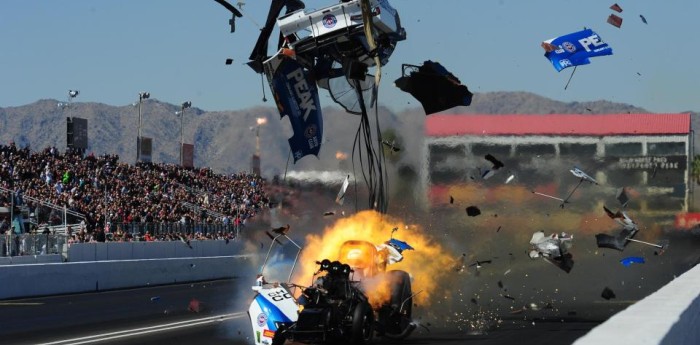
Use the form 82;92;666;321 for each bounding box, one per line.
2;0;698;113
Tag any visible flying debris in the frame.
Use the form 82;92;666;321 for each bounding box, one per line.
382;139;401;152
640;15;648;24
595;228;637;251
264;52;323;163
335;175;350;205
609;3;623;13
542;28;613;72
601;287;616;300
620;256;645;267
225;58;234;65
529;231;574;273
616;187;630;207
570;167;598;184
468;260;492;269
188;298;202;313
481;154;505;180
607;14;623;28
449;195;454;204
265;231;284;245
505;174;515;184
597;206;664;251
603;206;636;229
533;166;597;208
394;61;473;115
270;224;291;235
466;206;481;217
179;235;193;249
596;206;638;251
323;211;336;216
265;224;290;245
387;238;414;252
454;253;467;272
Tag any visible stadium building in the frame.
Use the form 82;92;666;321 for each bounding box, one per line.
421;113;693;222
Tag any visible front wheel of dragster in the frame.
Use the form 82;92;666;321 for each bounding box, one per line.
271;324;287;345
351;301;374;344
380;270;415;339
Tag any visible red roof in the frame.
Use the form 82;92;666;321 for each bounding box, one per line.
425;114;691;137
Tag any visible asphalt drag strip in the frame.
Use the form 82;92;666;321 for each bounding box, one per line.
37;312;246;345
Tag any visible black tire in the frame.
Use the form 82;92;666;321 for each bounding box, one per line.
388;270;412;319
378;270;413;339
271;324;287;345
350;302;374;344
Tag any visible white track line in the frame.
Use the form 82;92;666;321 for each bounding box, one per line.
38;312;246;345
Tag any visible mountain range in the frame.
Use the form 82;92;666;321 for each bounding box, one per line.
1;92;696;177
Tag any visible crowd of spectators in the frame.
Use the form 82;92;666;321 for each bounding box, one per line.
0;142;270;241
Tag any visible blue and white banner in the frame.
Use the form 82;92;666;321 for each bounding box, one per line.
267;55;323;163
542;28;613;72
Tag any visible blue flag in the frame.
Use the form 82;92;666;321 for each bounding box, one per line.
542;28;613;72
267;55;323;163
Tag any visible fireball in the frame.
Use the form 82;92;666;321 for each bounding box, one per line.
294;210;456;308
256;117;267;125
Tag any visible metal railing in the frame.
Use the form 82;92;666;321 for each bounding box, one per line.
0;220;242;258
0;186;86;221
105;221;241;238
1;233;69;257
180;201;228;220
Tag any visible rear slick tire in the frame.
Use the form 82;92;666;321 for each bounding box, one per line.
351;302;374;345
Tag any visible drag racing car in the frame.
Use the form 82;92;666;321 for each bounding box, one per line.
248;232;416;345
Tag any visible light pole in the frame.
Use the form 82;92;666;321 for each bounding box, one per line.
58;89;79;110
251;117;267;175
137;92;150;162
60;90;79;152
179;101;192;166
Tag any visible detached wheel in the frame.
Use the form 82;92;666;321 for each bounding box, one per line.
351;302;374;344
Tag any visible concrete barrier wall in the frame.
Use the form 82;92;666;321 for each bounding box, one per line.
0;255;256;300
574;263;700;345
67;240;244;262
0;254;62;265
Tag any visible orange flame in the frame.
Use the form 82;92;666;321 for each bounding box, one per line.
293;210;455;308
256;117;267;125
335;151;348;160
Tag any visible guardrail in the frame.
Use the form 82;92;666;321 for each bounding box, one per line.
574;263;700;345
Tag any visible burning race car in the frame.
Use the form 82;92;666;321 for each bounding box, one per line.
248;232;416;345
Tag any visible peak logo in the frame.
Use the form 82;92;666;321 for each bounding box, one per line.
286;68;317;121
578;34;606;52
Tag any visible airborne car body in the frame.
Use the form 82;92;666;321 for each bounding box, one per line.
277;0;405;67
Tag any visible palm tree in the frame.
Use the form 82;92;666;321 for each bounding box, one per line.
692;155;700;184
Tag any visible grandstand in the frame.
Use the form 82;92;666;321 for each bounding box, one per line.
0;142;269;258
